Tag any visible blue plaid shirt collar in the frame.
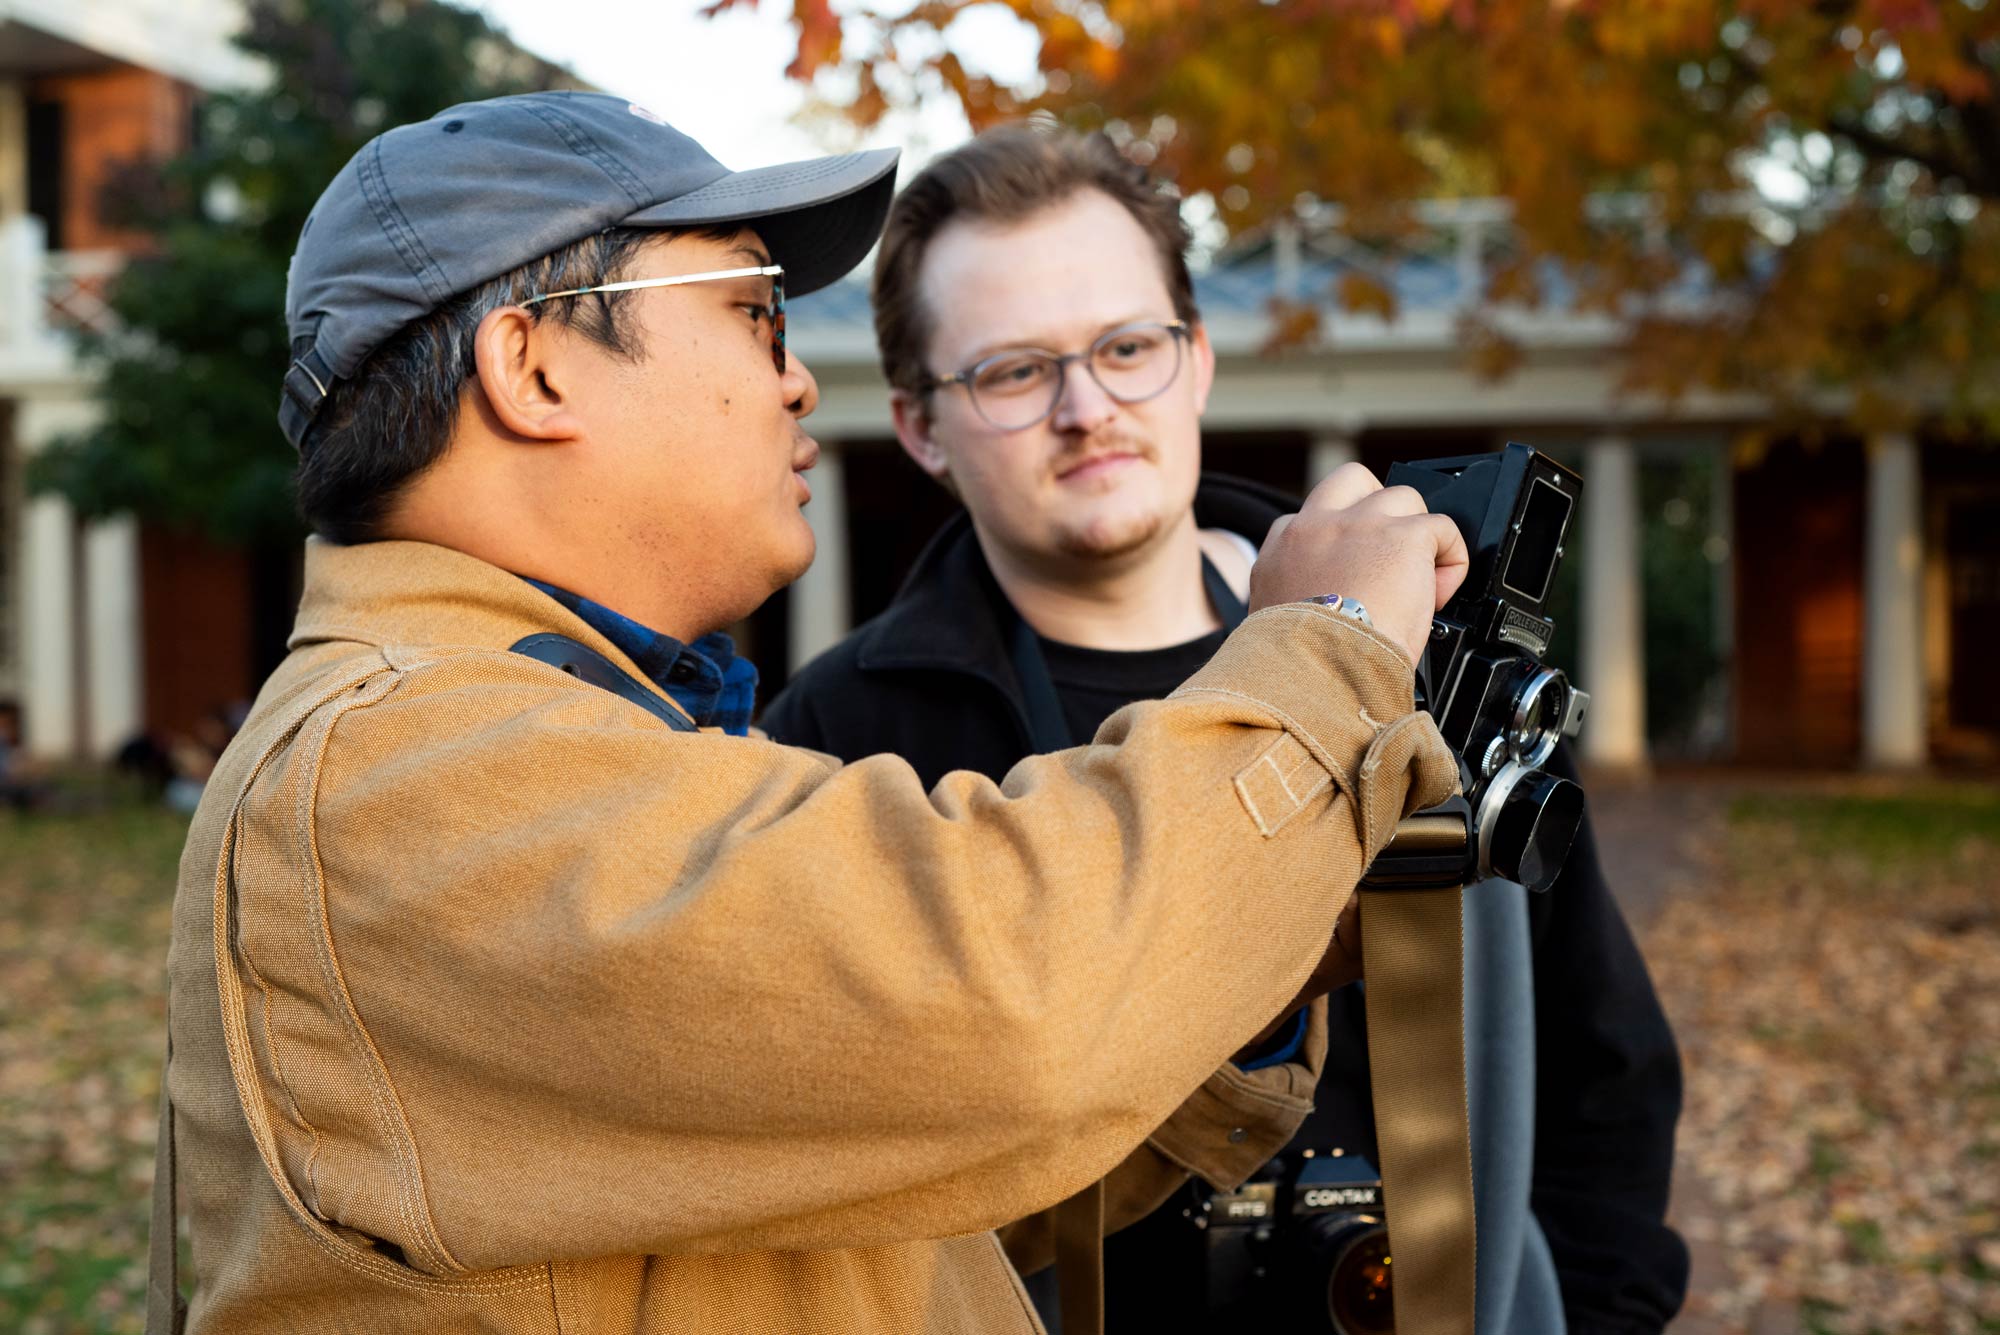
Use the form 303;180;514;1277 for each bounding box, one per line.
523;580;759;736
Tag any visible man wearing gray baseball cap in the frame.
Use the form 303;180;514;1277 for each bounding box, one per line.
149;91;1470;1334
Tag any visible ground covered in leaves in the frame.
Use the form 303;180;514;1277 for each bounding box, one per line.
1;783;1994;1332
1647;782;2000;1335
1;801;185;1335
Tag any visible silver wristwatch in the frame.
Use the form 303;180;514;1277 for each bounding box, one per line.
1303;593;1374;627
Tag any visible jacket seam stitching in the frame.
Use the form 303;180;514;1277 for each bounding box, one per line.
988;1230;1046;1330
1255;602;1418;675
212;663;549;1297
1171;685;1356;795
293;671;466;1275
237;948;330;1215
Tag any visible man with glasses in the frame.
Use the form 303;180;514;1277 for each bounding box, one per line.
150;92;1477;1334
764;125;1689;1334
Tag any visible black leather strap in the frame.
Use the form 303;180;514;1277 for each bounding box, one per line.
280;345;338;453
1200;551;1248;629
510;634;698;732
144;1008;186;1335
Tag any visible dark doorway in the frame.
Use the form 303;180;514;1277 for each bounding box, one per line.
1944;494;2000;737
26;96;66;251
1732;438;1866;766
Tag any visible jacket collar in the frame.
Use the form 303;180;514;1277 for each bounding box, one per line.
288;537;684;716
852;472;1299;683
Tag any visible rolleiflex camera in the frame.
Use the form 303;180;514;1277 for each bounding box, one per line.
1372;442;1591;894
1155;1150;1393;1333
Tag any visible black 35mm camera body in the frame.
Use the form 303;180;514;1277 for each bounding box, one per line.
1153;1150;1394;1334
1382;442;1591;893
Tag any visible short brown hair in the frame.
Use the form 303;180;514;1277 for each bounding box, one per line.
872;124;1198;397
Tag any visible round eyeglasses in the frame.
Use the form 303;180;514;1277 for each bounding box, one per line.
922;320;1192;432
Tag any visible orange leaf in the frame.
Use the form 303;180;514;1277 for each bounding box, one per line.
1337;271;1398;321
785;0;841;81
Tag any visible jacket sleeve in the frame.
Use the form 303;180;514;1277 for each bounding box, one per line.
1528;747;1691;1334
766;616;1333;1264
996;998;1329;1276
222;604;1457;1275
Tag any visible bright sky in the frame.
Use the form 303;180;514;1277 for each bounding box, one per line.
461;0;1036;178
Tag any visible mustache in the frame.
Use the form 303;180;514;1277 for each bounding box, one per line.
1051;434;1156;476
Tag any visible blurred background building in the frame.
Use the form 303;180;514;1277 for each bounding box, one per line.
2;0;1995;774
1;0;259;766
778;212;1998;774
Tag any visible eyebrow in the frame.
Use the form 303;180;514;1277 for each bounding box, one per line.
959;312;1161;367
727;242;775;268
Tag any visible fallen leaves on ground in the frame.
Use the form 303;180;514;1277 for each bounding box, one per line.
0;802;186;1335
3;785;1995;1333
1645;791;2000;1335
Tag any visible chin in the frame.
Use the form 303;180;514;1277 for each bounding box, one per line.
1053;505;1167;561
773;522;818;591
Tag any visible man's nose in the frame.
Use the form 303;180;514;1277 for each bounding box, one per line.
784;350;819;419
1049;359;1117;435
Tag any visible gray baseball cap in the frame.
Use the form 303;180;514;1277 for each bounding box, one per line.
281;90;899;449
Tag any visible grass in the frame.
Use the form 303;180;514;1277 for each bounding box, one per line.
0;799;187;1335
1728;782;2000;874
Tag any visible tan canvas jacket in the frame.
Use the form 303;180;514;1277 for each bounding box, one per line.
160;537;1459;1334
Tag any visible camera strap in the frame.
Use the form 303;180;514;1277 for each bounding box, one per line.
1023;559;1476;1335
1359;804;1480;1335
1357;885;1477;1334
145;1004;187;1335
1022;555;1245;1335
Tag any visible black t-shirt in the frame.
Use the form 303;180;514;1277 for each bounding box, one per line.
1036;628;1231;745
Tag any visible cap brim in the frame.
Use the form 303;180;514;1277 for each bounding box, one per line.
623;146;899;297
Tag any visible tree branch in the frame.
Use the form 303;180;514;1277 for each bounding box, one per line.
1824;114;1984;195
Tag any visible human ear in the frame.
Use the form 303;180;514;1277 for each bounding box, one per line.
1188;320;1217;418
890;389;952;481
470;306;584;443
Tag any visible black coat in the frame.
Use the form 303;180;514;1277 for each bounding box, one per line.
763;474;1690;1335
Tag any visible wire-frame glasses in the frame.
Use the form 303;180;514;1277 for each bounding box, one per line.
522;264;786;375
923;320;1191;432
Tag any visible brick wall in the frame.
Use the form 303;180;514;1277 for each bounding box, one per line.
138;523;253;745
29;65;195;253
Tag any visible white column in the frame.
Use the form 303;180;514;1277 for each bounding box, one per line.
20;489;78;760
1579;434;1647;769
0;79;26;220
1862;432;1926;767
0;213;47;354
16;396;102;760
788;439;852;675
83;516;143;756
1306;431;1358;489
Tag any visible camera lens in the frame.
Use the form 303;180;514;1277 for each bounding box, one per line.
1325;1225;1394;1334
1488;768;1584;892
1507;667;1566;767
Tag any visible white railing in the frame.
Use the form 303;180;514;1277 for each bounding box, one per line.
0;213;122;365
41;249;122;338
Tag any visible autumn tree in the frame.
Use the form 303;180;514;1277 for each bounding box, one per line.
729;0;2000;431
28;0;569;543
